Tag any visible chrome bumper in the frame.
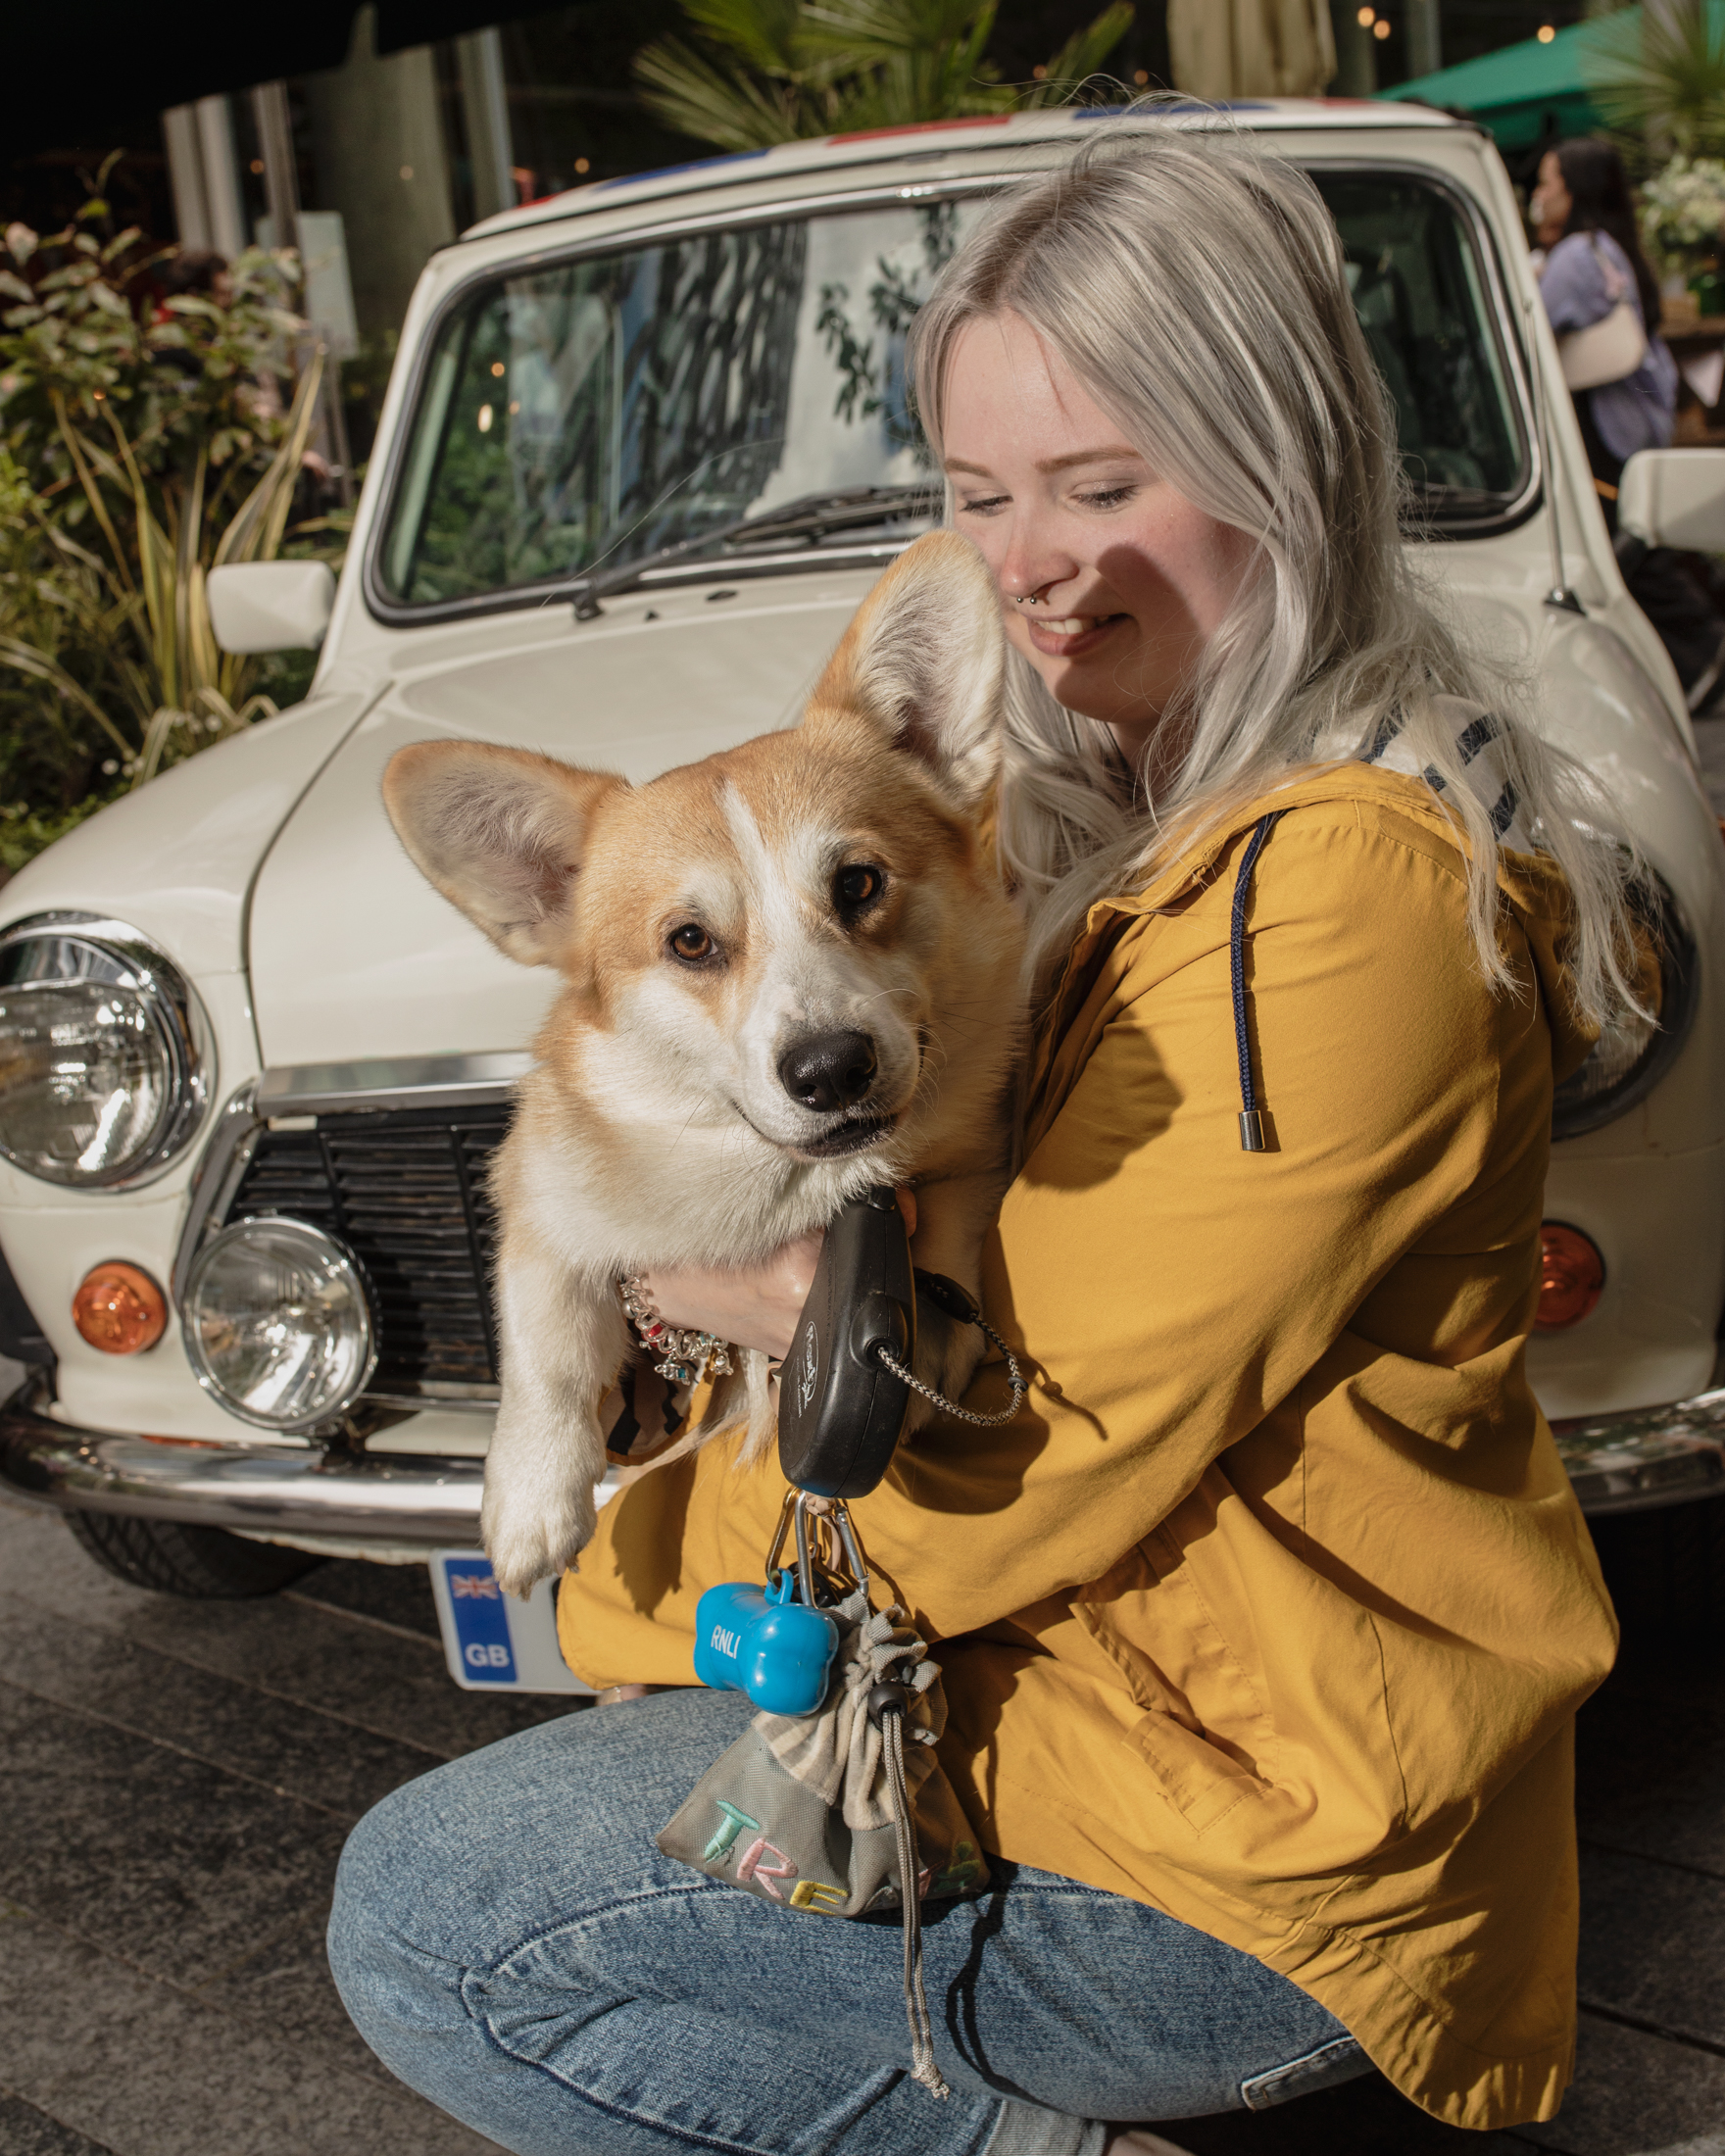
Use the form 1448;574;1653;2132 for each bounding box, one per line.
1;1386;1720;1544
1552;1388;1725;1513
0;1393;482;1546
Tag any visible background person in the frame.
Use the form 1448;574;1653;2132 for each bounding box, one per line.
1531;136;1722;692
329;123;1638;2155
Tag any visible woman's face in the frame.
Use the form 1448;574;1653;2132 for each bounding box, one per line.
941;311;1254;764
1531;151;1572;248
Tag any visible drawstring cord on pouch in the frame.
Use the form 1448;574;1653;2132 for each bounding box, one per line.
871;1681;951;2099
1231;811;1283;1152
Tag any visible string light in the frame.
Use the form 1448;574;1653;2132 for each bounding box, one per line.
1373;17;1391;36
1537;23;1555;38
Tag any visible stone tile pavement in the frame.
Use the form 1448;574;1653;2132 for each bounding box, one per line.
1;1489;1721;2156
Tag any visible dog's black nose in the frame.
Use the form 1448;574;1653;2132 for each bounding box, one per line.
778;1031;877;1114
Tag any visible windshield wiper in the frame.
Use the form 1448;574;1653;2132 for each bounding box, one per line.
571;484;939;620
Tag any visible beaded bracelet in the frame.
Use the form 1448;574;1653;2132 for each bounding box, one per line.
618;1274;736;1389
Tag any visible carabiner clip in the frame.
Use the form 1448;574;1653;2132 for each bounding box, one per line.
764;1489;871;1608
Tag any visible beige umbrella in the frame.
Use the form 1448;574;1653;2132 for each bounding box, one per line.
1167;0;1338;98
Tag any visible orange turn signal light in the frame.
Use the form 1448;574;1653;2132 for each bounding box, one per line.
1535;1223;1604;1332
73;1260;168;1355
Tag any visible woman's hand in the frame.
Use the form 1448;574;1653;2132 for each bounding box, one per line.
640;1236;823;1361
638;1191;917;1362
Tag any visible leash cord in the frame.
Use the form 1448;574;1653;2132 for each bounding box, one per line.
884;1709;950;2098
872;1310;1025;1427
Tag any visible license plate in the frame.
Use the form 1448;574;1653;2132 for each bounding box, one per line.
429;1551;596;1694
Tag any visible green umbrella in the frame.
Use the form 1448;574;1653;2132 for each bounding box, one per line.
1376;17;1607;149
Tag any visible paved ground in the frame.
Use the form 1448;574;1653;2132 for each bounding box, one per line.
2;1490;1722;2156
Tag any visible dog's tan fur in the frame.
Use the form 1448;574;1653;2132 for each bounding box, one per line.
384;533;1025;1594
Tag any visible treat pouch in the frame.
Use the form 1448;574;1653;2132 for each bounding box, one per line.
658;1592;989;1919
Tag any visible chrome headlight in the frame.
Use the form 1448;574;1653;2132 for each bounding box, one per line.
183;1216;376;1432
0;916;211;1187
1552;872;1698;1140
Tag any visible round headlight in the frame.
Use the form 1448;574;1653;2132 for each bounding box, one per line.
1552;871;1698;1141
0;918;209;1187
183;1216;376;1432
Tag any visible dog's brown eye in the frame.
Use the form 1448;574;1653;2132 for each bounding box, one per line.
834;864;884;912
669;923;714;962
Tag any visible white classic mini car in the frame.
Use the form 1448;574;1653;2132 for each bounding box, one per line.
3;100;1725;1633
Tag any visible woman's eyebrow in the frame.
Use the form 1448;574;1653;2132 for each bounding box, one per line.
944;448;1142;476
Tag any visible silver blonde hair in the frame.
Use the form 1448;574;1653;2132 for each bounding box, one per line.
907;115;1643;1025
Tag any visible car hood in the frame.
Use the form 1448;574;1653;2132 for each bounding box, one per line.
0;691;375;978
247;578;871;1068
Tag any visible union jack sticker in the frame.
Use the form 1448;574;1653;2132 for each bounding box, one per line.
452;1572;500;1599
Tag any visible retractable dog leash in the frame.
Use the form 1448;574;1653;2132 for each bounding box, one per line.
775;1184;1027;1494
680;1185;1025;2097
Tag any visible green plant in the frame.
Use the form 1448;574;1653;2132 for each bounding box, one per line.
0;447;120;824
1586;0;1725;167
0;165;342;872
1;357;323;789
634;0;1135;152
0;171;304;513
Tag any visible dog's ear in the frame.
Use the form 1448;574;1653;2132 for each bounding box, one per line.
382;742;622;966
805;530;1006;807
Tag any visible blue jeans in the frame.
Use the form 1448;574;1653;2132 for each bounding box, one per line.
328;1689;1367;2156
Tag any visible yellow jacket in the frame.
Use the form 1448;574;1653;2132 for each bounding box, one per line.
558;763;1618;2131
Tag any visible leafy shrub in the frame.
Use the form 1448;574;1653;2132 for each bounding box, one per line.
0;162;342;873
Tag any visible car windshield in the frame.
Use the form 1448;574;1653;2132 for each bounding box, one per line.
375;170;1528;614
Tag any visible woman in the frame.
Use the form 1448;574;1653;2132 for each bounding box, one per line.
329;124;1635;2152
1531;137;1719;690
1531;135;1677;506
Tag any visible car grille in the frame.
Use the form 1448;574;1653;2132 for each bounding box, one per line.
223;1103;509;1403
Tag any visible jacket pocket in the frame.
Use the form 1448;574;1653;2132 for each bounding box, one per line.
1127;1706;1274;1837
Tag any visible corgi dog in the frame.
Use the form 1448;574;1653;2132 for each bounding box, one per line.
383;532;1025;1595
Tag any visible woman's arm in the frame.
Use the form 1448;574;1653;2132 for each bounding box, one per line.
1538;232;1618;335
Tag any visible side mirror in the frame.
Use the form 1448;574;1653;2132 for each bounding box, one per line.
207;561;336;655
1617;449;1725;552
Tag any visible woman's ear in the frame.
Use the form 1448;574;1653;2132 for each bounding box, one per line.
804;530;1007;807
382;741;623;966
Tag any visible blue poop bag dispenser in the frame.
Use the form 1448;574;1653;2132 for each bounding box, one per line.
693;1481;877;1715
693;1572;839;1716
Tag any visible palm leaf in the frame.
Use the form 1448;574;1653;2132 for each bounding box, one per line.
1019;1;1134;105
635;34;813;145
1585;0;1725;161
679;0;813;74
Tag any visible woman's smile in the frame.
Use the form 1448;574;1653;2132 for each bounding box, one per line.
1022;610;1129;658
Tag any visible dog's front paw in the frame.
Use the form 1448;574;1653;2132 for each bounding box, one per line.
481;1475;600;1598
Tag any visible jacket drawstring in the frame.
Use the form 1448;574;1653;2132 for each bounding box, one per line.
1231;812;1282;1152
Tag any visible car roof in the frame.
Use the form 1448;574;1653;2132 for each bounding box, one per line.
463;96;1466;247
